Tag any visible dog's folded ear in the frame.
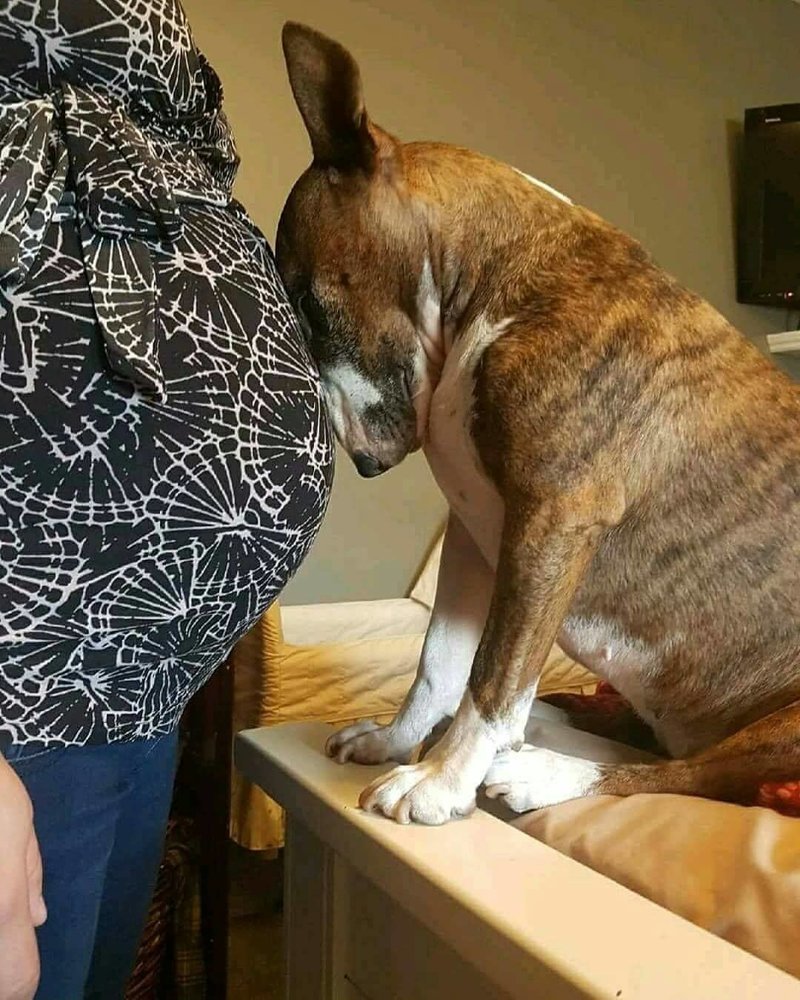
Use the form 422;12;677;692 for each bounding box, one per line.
282;22;391;174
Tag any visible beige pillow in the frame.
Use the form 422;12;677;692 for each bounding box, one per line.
516;794;800;979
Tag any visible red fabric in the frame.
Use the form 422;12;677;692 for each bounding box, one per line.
573;683;800;818
756;781;800;817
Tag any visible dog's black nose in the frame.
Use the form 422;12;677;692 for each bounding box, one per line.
353;452;388;478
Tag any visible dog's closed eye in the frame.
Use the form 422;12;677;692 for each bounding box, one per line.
294;292;314;343
404;366;423;401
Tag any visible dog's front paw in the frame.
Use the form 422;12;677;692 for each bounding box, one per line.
359;761;476;825
325;720;413;765
484;746;600;812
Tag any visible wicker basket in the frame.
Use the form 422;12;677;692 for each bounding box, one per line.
125;820;192;999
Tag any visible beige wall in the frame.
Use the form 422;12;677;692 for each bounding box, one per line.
183;0;800;604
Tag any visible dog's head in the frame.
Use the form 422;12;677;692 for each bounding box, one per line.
277;23;437;478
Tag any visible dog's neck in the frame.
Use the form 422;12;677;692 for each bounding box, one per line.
402;143;572;376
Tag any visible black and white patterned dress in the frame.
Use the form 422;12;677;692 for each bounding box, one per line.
0;0;334;747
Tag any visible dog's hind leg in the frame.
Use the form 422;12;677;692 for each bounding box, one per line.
485;698;800;812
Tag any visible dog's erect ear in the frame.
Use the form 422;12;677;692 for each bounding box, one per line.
282;22;379;171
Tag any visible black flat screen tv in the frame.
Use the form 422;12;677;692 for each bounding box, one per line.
737;103;800;307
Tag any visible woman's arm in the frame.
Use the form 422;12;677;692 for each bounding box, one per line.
0;757;45;1000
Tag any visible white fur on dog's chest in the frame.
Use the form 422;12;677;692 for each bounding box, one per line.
424;318;508;568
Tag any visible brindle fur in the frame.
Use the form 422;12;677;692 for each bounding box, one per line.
277;22;800;809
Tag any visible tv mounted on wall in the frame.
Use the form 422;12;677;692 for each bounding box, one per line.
737;103;800;307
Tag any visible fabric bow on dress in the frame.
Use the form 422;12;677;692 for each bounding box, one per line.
0;79;233;399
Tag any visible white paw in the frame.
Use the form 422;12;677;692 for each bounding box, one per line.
484;745;599;813
359;760;477;825
325;720;413;765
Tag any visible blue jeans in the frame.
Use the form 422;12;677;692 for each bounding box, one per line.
6;731;179;1000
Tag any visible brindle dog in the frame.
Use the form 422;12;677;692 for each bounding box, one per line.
275;22;800;824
